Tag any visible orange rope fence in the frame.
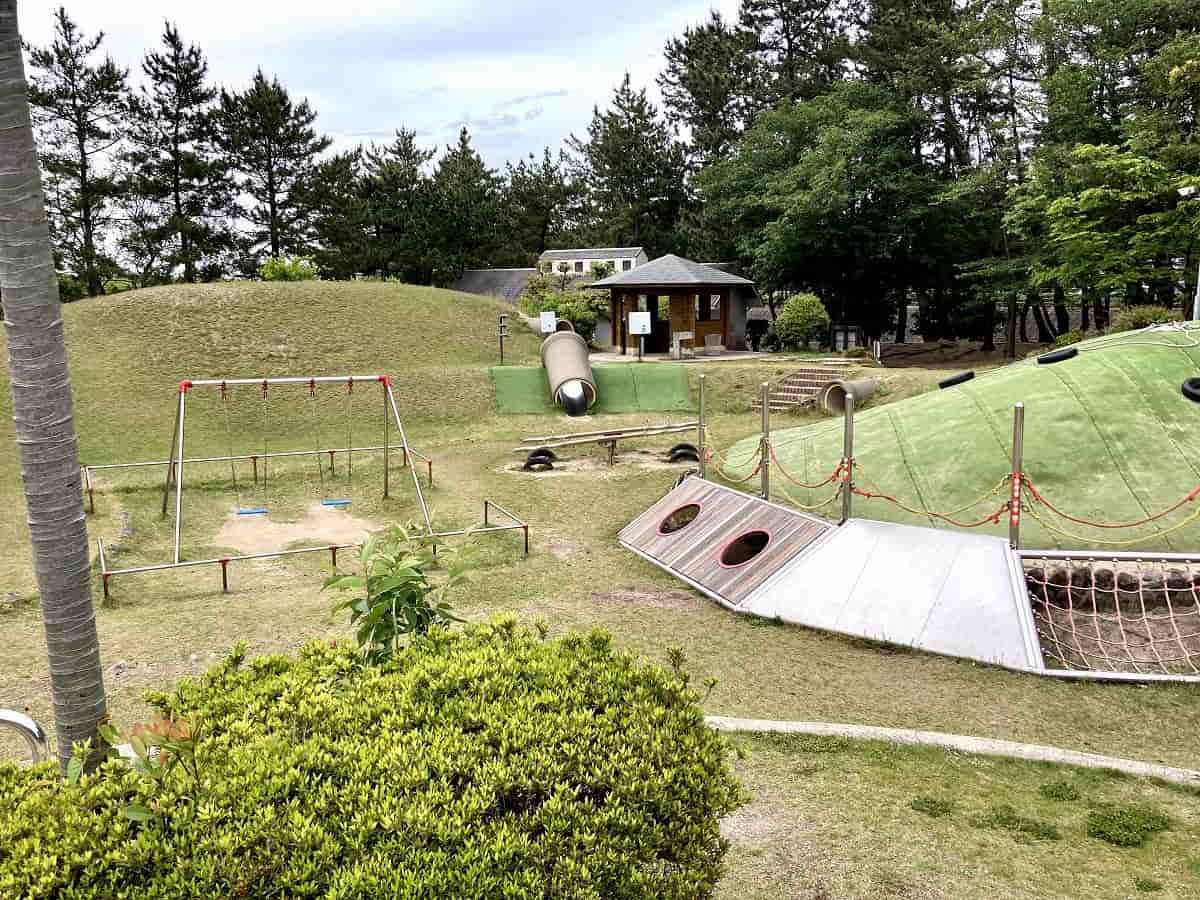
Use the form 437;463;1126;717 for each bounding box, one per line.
699;430;1200;542
1022;476;1200;530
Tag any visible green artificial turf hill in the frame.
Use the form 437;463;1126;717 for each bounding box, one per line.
490;363;693;414
726;326;1200;551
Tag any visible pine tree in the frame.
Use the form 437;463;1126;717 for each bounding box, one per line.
25;7;128;297
125;22;233;282
568;74;689;255
428;128;501;282
504;148;575;259
738;0;858;104
659;11;759;162
216;70;331;261
362;128;436;282
308;149;370;279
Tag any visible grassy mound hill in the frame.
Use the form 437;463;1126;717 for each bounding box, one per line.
731;326;1200;551
0;281;542;587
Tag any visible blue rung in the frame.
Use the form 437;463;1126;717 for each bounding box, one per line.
237;507;268;516
322;499;352;507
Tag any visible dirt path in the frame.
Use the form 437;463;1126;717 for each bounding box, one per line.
214;503;379;555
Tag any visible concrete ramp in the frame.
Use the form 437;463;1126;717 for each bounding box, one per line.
740;519;1041;670
620;478;1044;673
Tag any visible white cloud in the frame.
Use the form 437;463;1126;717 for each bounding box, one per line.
19;0;740;166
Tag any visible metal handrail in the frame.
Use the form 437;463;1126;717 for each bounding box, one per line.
0;709;48;764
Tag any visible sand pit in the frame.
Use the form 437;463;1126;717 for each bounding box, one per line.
214;503;380;555
506;448;696;478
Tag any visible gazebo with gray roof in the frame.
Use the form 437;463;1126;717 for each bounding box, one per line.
591;254;756;354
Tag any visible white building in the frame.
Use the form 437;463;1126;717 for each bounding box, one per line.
537;247;648;277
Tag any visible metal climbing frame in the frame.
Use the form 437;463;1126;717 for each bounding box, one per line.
91;374;529;599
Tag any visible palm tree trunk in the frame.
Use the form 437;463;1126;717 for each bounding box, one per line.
0;0;106;774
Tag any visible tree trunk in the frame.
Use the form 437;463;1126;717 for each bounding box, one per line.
1005;294;1017;358
0;0;106;774
1031;298;1055;342
1081;287;1091;332
1052;284;1070;334
1094;293;1108;330
1018;299;1029;343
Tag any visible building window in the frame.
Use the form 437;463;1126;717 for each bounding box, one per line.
695;293;711;322
637;294;647;311
710;294;722;318
574;261;584;273
622;260;632;271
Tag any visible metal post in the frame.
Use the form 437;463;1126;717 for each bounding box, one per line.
1192;258;1200;321
382;382;390;499
220;559;229;593
697;374;706;479
252;455;259;484
638;335;644;362
760;382;770;500
523;524;529;556
841;392;855;524
483;500;490;526
161;393;182;517
499;314;508;364
1010;402;1025;548
172;388;188;563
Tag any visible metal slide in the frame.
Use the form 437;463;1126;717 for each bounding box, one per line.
540;332;597;416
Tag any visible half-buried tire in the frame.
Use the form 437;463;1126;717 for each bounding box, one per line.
526;447;558;461
670;449;700;463
668;442;698;456
938;371;975;389
1183;377;1200;403
1037;346;1078;365
523;457;554;472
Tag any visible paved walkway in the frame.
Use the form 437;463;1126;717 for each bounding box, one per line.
707;716;1200;786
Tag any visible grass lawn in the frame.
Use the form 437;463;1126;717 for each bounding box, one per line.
1;281;1196;898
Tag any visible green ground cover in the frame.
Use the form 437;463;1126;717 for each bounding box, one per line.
1;282;1195;898
726;330;1200;550
490;362;693;414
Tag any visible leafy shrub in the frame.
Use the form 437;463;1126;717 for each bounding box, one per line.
259;255;319;282
0;623;744;898
774;293;831;349
1052;329;1084;348
56;273;86;302
969;804;1061;843
1038;780;1081;802
1086;803;1171;847
1134;878;1164;893
325;525;468;665
103;278;135;295
910;796;955;818
1109;305;1178;334
520;274;608;344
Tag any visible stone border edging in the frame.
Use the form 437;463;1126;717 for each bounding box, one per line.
706;716;1200;787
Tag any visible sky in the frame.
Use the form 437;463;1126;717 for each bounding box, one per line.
22;0;739;168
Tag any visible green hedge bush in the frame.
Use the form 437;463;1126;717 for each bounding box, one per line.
1109;304;1178;334
0;622;743;898
774;293;831;349
259;255;319;282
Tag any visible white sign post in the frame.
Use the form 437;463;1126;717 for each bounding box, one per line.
628;311;652;362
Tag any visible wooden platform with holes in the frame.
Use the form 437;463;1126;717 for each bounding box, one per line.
618;477;832;605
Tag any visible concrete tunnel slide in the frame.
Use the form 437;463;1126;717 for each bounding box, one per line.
541;331;598;416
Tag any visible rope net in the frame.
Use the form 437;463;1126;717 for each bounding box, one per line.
1024;557;1200;676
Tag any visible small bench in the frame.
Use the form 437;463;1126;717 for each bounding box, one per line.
672;331;695;360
